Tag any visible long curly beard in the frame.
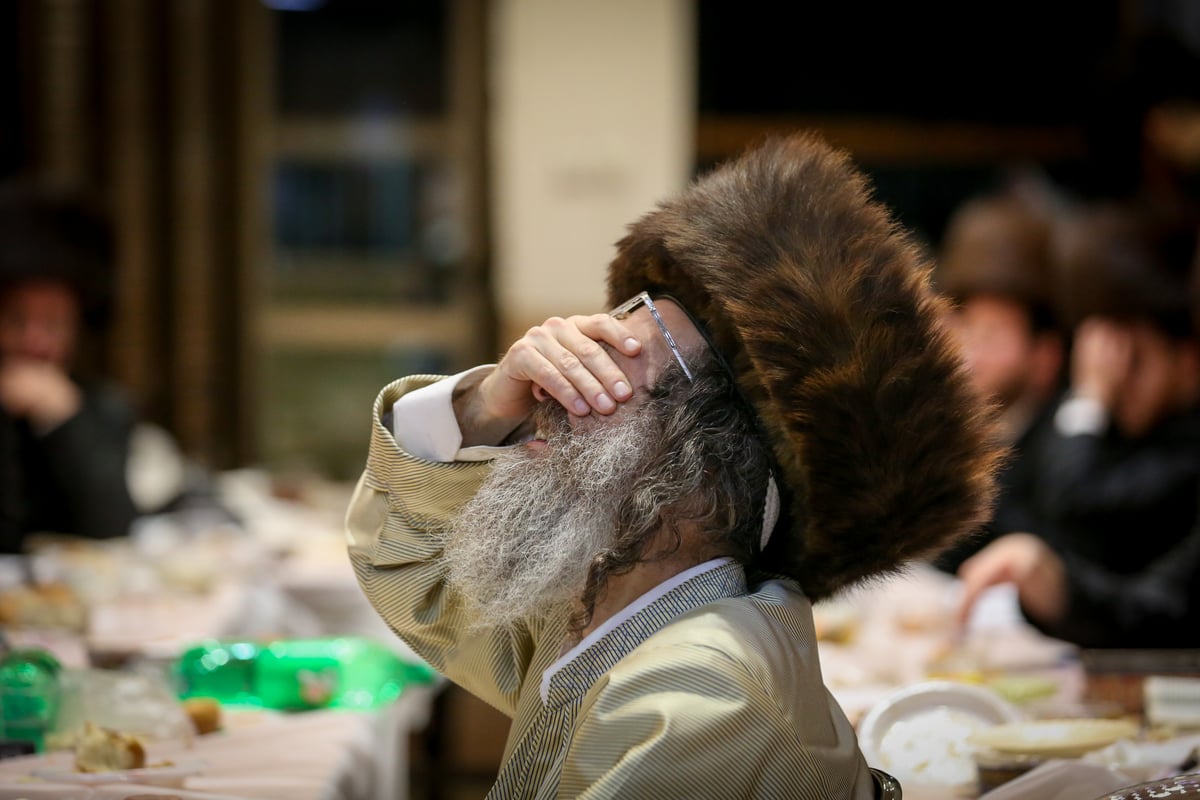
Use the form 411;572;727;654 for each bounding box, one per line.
441;400;656;631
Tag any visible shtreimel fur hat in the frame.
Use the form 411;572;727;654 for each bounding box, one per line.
938;190;1056;320
607;131;1004;600
1052;200;1199;340
0;182;115;330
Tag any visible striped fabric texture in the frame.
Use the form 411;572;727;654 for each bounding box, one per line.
345;376;875;799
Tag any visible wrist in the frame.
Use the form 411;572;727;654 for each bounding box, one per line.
1021;559;1068;626
1055;392;1110;437
454;368;527;447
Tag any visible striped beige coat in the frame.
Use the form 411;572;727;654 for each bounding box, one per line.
346;377;875;799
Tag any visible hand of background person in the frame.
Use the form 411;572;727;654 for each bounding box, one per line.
455;314;641;446
0;359;83;431
1071;317;1134;411
956;533;1068;629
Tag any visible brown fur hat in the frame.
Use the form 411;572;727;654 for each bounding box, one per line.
938;190;1056;323
1052;200;1200;339
607;132;1004;600
0;181;115;330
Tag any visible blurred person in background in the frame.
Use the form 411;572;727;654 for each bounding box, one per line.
1031;200;1200;575
956;202;1200;646
345;134;1002;798
0;183;140;553
931;182;1068;574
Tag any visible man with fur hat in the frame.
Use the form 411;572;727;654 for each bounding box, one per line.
0;183;140;552
346;132;1001;798
931;185;1068;573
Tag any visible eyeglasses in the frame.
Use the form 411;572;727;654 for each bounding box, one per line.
609;291;694;382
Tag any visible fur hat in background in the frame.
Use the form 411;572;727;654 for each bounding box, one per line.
0;182;115;330
607;131;1004;600
1052;200;1199;340
937;189;1058;329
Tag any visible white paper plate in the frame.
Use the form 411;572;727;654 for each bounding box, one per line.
970;718;1140;758
858;680;1025;798
30;760;205;788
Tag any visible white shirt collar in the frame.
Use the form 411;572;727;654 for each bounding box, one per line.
539;557;734;703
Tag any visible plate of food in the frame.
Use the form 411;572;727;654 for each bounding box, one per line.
969;718;1141;759
858;680;1025;798
30;721;203;788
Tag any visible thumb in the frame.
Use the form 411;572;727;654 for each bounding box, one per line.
955;558;1014;628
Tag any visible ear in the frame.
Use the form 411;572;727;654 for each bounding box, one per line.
1175;339;1200;406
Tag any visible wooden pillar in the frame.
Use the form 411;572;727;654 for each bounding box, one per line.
35;0;86;188
166;0;217;464
105;0;160;416
227;0;272;466
448;0;497;359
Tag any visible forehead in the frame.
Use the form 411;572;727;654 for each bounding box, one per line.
611;297;703;389
0;280;79;315
956;295;1030;325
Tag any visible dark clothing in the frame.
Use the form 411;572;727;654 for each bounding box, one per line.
934;398;1062;574
0;381;139;553
1027;525;1200;648
1036;405;1200;575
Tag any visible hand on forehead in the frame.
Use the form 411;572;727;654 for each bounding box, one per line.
485;296;705;425
613;297;703;391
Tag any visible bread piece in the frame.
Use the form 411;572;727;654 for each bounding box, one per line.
74;721;146;772
0;582;87;632
181;697;222;735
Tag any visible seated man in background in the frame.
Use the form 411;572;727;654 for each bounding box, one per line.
931;183;1067;573
0;184;140;552
1032;201;1200;575
345;132;1002;797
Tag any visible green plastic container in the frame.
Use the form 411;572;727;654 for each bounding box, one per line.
0;648;61;752
174;636;435;711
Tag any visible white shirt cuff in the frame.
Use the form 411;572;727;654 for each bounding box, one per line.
390;365;510;462
1054;394;1110;437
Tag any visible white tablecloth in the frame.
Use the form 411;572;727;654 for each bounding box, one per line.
0;684;436;800
0;472;441;800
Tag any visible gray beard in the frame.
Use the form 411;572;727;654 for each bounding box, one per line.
441;402;656;631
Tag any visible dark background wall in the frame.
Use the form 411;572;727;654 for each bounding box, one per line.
696;0;1200;248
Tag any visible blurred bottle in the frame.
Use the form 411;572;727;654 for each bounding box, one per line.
0;647;61;754
173;636;435;711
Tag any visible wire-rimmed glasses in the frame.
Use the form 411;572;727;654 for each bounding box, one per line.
608;291;694;382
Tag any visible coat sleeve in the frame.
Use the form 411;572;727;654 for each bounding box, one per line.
345;375;542;717
1029;529;1200;648
1036;428;1198;519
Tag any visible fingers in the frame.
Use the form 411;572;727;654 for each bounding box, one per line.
491;314;642;419
955;535;1030;626
1072;318;1134;408
519;315;637;414
0;362;81;425
956;554;1015;628
955;532;1059;629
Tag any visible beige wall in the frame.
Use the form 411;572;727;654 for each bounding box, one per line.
489;0;695;344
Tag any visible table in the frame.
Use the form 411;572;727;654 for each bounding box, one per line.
0;685;435;800
7;471;1192;800
813;565;1200;799
0;470;441;800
